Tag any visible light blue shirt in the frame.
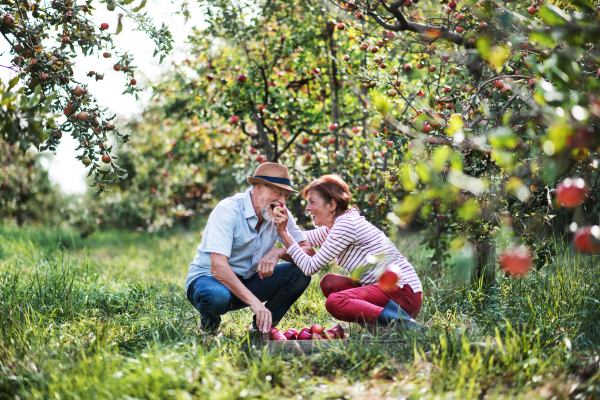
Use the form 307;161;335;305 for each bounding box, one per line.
185;188;307;291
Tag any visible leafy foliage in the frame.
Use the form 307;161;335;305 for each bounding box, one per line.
0;0;174;193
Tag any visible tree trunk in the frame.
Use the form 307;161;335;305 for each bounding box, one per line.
471;242;496;292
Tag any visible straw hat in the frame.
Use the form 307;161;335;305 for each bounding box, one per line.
247;162;298;193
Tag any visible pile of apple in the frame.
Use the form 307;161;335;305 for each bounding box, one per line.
269;324;344;341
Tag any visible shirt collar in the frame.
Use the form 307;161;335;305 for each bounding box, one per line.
243;188;257;219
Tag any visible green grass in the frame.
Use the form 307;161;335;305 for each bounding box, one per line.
1;223;600;399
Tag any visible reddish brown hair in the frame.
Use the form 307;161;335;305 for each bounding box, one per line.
302;174;352;217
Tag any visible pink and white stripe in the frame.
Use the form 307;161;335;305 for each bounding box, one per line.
286;208;422;293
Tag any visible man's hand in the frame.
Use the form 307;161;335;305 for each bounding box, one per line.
250;301;272;332
257;248;284;279
273;205;289;233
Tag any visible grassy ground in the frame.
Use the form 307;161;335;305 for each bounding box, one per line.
1;223;600;399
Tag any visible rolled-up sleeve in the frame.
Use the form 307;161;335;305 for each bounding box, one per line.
199;205;237;258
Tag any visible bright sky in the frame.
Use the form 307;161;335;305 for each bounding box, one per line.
0;2;201;194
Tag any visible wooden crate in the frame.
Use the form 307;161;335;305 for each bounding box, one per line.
261;322;350;355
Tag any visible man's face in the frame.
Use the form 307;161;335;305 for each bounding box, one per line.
255;184;291;221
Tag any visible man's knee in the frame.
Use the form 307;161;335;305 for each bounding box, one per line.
197;285;231;315
277;262;311;292
320;273;337;298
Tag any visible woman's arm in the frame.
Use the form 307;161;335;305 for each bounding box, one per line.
275;208;355;275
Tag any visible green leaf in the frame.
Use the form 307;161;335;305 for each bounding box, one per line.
529;31;556;48
7;75;19;91
538;4;570;25
131;0;147;12
117;13;124;35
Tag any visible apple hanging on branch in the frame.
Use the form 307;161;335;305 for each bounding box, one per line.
498;246;533;277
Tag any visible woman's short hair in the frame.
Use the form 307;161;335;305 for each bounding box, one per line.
302;174;351;217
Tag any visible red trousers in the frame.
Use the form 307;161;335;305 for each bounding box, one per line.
320;273;422;323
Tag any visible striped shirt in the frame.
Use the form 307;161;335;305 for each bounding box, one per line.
286;208;422;293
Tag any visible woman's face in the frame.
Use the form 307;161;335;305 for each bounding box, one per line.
305;190;336;227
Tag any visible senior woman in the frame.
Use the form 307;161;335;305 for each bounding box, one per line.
273;174;423;328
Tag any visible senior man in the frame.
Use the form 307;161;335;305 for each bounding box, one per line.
186;163;314;333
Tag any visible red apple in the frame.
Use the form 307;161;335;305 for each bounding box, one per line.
61;36;70;43
479;22;488;29
574;226;600;254
249;147;257;154
443;86;451;93
257;104;265;111
403;63;412;71
322;330;336;339
311;324;323;334
100;22;109;30
311;333;323;340
556;178;588;208
444;7;452;13
283;329;298;340
370;46;378;53
423;124;432;133
448;1;457;9
301;137;309;144
528;6;536;14
101;154;111;163
297;330;311;340
343;54;350;61
456;26;464;33
229;115;239;124
352;126;360;133
269;328;280;340
329;123;338;130
331;324;344;339
355;12;363;19
404;0;413;6
429;65;437;72
386;140;394;147
417;89;424;97
237;74;247;81
328;137;336;144
305;153;311;160
378;265;401;290
273;333;287;341
130;78;136;85
255;155;263;162
360;43;368;51
337;23;345;30
498;247;533;277
103;52;111;58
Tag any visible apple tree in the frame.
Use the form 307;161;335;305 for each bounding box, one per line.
0;0;173;193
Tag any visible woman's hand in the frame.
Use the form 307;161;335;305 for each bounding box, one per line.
273;205;288;233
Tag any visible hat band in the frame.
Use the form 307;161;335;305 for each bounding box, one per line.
254;175;292;186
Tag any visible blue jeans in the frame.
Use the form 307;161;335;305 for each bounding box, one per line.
186;262;311;332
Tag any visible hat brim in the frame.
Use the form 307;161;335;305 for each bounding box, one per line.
247;177;298;194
